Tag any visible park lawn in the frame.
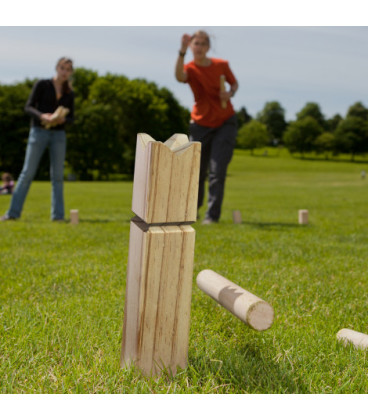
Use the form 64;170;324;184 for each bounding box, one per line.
1;149;368;394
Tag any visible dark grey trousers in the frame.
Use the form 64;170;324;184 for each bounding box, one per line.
189;115;237;221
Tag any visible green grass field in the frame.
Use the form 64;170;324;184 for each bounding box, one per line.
1;149;368;394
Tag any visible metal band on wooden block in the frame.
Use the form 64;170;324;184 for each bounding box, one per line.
337;328;368;350
196;269;274;331
121;133;201;376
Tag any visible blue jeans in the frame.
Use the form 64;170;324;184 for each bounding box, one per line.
7;127;67;220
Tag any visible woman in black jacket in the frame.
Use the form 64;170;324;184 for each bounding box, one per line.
1;57;74;221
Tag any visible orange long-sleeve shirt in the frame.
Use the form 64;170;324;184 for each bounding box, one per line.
184;58;237;128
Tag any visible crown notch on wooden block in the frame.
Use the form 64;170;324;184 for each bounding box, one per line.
164;133;190;151
137;132;156;147
132;133;201;224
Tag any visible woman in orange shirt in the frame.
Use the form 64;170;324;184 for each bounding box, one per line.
175;30;238;224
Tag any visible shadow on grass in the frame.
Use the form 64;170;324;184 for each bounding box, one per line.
292;155;368;164
246;154;280;159
243;221;301;229
71;218;119;224
231;341;308;393
191;340;308;393
70;217;135;225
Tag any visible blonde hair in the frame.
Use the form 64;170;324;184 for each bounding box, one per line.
56;57;74;94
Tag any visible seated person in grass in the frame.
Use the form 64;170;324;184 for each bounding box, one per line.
0;173;14;195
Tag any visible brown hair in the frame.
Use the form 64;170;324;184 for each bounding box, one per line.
191;30;211;48
56;57;73;95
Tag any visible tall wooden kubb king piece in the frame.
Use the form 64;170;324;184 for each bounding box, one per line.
121;133;201;376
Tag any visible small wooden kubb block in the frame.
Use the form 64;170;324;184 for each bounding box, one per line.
70;209;79;225
232;210;242;224
298;209;309;225
196;269;274;331
121;134;201;376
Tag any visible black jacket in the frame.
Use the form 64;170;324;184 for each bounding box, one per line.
25;79;74;130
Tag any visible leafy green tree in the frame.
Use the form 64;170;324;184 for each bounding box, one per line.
67;103;119;180
72;68;99;102
0;81;32;177
1;71;191;181
334;116;368;160
283;116;323;156
296;102;326;129
257;101;287;142
236;106;252;129
346;101;368;120
314;132;335;159
65;74;127;179
236;120;268;154
67;73;190;178
326;114;343;132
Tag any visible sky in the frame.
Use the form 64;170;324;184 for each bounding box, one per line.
1;2;368;122
1;25;367;122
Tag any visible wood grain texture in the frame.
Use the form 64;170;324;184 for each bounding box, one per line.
121;219;147;368
131;134;201;224
196;269;274;331
121;220;195;376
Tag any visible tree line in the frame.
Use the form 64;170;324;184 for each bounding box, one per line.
236;101;368;160
1;68;368;182
0;68;190;180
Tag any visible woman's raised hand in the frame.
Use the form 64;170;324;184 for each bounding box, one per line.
181;34;191;51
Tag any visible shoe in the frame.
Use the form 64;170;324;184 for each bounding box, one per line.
201;218;218;225
52;219;65;223
0;214;17;221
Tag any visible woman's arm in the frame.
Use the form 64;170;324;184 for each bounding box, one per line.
175;34;191;82
25;81;54;125
24;80;43;120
